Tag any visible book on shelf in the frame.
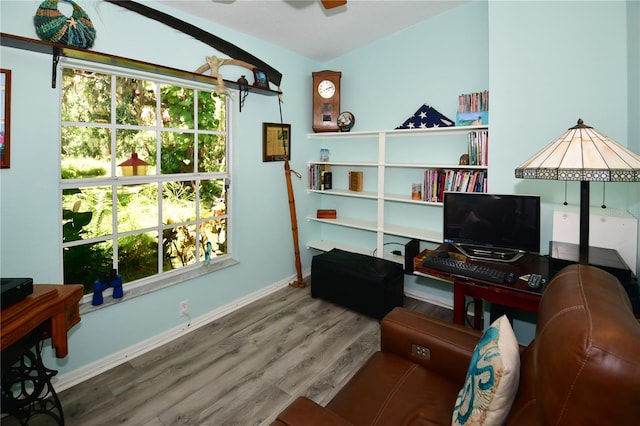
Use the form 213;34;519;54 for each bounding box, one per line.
423;169;486;202
308;164;332;190
348;171;363;192
458;91;489;113
467;129;489;166
457;91;489;125
321;171;332;190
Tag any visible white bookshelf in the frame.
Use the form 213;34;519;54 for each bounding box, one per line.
307;125;489;259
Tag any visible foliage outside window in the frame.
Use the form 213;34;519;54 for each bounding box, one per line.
60;64;230;294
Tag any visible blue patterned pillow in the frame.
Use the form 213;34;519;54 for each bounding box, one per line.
452;315;520;425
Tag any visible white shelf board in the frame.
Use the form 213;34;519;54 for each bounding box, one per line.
307;216;378;232
383;192;442;205
308;161;378;167
308;189;378;199
383;125;488;137
308;131;380;139
307;125;488;139
384;224;442;243
384;163;488;169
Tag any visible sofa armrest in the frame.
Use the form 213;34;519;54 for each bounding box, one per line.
270;396;353;426
381;307;483;384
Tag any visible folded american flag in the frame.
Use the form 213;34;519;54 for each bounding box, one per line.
395;104;455;129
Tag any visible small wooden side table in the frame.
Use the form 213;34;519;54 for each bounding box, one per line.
1;284;83;425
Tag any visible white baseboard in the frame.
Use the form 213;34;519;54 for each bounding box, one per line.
52;270;310;392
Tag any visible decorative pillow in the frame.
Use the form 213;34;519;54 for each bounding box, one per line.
452;315;520;425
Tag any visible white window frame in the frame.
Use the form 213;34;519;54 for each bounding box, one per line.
59;58;236;311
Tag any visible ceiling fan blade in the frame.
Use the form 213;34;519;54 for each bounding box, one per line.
321;0;347;9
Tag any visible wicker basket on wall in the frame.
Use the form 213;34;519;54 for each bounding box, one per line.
34;0;96;48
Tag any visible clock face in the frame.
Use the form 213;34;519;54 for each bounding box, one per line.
317;80;336;99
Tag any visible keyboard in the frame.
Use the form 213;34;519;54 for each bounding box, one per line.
421;256;507;283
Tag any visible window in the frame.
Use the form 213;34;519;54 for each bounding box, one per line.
60;63;230;295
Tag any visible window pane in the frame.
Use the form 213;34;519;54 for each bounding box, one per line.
198;92;225;131
198;134;226;172
161;85;194;129
116;76;157;126
163;224;197;271
161;132;195;174
162;181;196;225
61;65;230;289
63;241;113;294
62;186;113;240
116;129;156;176
199;179;226;219
61;126;111;179
61;68;111;123
118;232;159;282
117;183;158;233
201;218;227;258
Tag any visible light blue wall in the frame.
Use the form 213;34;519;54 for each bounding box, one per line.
1;0;637;371
487;0;639;339
319;0;490;305
0;0;321;374
323;0;638;341
326;0;489;131
488;0;639;269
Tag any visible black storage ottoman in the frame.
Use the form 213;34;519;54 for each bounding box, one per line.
311;249;404;320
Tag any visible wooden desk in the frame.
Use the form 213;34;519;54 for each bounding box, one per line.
415;245;548;329
1;284;83;425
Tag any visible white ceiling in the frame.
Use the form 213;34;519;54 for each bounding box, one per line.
159;0;468;62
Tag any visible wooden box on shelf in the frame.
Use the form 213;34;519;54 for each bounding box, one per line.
317;209;337;219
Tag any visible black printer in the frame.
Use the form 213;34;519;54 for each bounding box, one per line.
1;278;34;310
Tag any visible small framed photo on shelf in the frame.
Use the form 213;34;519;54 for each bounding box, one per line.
253;68;269;89
263;122;291;162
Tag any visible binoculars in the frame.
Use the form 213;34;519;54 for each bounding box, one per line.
92;269;123;306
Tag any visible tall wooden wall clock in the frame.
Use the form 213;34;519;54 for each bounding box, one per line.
312;70;341;132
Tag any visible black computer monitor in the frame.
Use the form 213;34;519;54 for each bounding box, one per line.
443;192;541;262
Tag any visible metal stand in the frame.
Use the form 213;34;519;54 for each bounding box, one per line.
1;327;64;425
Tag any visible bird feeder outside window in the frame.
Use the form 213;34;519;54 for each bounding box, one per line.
118;152;150;176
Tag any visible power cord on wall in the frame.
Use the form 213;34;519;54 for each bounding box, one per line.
372;242;406;257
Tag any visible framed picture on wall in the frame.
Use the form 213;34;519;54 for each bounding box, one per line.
263;122;290;162
1;69;11;169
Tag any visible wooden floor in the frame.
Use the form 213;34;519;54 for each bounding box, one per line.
5;285;452;426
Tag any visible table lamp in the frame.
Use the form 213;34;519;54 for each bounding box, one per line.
515;119;640;264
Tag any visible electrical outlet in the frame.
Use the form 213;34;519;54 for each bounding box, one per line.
411;344;430;360
179;300;189;316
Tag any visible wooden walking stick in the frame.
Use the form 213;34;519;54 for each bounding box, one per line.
284;157;305;288
276;95;305;288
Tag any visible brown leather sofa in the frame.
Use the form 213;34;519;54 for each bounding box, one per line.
272;264;640;425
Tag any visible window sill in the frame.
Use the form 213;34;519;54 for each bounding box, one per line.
79;257;239;315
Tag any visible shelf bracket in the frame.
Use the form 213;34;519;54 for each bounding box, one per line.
51;47;60;89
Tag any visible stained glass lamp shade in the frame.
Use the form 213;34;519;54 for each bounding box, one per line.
515;119;640;264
